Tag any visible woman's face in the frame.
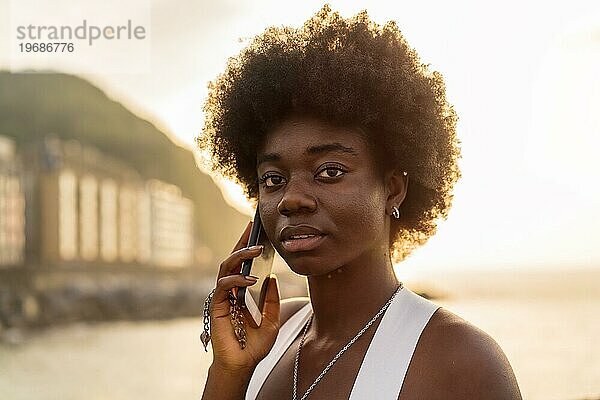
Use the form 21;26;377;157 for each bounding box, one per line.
256;116;393;276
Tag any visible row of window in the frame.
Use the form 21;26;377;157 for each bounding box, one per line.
52;170;194;267
0;173;25;266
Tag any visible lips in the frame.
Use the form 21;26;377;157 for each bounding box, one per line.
279;225;326;252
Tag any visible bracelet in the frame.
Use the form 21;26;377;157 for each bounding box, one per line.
229;290;248;349
200;288;216;352
200;288;248;351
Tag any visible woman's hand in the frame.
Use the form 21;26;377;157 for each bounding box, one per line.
208;221;281;373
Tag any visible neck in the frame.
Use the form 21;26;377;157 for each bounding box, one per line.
305;244;400;342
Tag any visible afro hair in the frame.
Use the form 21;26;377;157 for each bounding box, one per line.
197;5;461;262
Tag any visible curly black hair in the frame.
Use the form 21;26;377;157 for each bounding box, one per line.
197;5;461;263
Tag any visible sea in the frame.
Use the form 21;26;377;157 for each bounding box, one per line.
0;268;598;400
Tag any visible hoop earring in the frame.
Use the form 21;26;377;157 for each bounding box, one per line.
391;206;401;219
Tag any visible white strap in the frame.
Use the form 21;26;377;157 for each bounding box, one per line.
246;302;313;400
348;288;439;400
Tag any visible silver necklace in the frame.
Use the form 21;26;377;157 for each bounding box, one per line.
292;283;404;400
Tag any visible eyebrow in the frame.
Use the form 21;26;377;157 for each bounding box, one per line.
307;143;358;156
257;142;358;165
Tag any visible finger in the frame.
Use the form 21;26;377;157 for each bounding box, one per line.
231;221;253;254
260;275;280;329
211;274;259;318
217;245;263;279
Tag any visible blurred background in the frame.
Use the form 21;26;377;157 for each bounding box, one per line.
0;1;599;399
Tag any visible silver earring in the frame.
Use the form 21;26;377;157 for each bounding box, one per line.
392;206;400;219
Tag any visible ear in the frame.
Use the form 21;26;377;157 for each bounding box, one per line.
384;169;409;215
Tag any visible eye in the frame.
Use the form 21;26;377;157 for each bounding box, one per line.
316;164;347;180
259;173;286;188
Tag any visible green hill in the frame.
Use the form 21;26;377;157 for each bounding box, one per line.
0;70;248;267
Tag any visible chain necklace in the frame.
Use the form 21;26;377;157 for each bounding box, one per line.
292;283;404;400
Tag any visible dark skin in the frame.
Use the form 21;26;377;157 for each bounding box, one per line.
202;116;522;399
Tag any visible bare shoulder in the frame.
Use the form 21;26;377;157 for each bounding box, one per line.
279;297;310;325
402;307;522;400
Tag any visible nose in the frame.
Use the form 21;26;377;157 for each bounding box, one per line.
277;176;317;216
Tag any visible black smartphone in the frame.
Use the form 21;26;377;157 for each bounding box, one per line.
236;207;275;327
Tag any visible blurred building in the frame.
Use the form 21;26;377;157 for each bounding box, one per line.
1;136;195;269
0;136;25;267
147;180;194;268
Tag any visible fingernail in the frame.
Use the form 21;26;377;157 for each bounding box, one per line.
249;245;263;251
245;275;259;281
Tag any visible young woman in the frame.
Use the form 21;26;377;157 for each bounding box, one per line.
198;6;522;400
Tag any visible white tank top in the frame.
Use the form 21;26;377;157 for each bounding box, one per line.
245;287;440;400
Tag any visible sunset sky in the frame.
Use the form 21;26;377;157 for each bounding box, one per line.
1;0;599;272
